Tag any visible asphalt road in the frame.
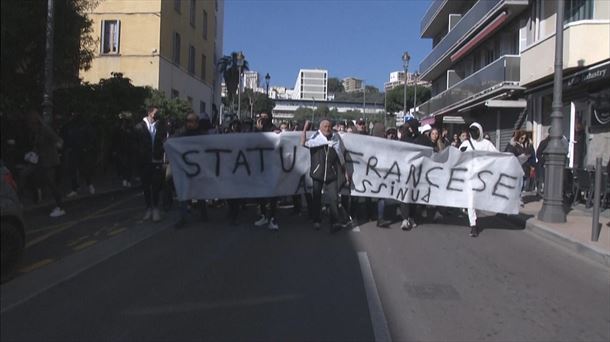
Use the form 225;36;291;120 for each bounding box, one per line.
1;196;609;341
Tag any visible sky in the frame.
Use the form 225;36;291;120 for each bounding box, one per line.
223;0;433;90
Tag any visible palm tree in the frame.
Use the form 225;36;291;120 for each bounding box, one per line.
217;52;249;111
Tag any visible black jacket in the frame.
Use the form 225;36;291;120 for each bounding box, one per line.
134;119;166;164
309;143;342;183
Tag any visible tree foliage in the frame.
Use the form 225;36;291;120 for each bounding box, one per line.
327;77;344;94
385;85;431;114
0;0;98;113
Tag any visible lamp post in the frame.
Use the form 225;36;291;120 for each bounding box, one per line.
311;97;316;124
42;0;55;125
413;72;419;116
362;80;366;123
236;51;245;119
402;51;411;115
265;73;270;96
538;0;566;223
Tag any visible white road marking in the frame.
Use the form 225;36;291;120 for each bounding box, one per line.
358;251;392;342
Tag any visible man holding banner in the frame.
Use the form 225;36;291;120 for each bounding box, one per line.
301;119;349;233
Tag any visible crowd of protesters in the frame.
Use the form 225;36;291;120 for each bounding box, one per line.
1;106;548;238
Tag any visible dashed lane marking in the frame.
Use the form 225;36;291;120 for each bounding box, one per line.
108;228;127;236
73;240;98;251
25;194;139;249
18;259;54;273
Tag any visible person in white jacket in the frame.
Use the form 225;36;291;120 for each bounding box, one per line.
459;122;498;237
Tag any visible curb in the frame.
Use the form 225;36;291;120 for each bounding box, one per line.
524;218;610;268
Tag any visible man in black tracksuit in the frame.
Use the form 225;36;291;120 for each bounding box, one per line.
301;119;348;233
134;106;167;222
253;112;281;230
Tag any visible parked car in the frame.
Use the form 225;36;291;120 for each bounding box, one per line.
1;161;25;281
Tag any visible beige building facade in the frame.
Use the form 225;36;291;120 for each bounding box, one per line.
80;0;224;116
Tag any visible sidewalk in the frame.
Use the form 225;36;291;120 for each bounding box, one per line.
21;171;136;214
509;194;610;268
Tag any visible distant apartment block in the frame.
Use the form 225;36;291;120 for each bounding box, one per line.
342;77;363;93
242;71;259;91
292;69;328;101
80;0;224;116
384;71;426;91
417;0;609;165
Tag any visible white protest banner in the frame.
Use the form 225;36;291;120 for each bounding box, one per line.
164;132;524;214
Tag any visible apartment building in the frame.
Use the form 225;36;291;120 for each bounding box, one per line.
242;71;260;91
291;69;328;101
417;0;529;149
342;77;364;93
384;71;420;91
80;0;224;116
418;0;609;166
520;0;610;168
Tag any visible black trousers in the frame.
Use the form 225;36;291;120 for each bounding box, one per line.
312;179;343;225
140;163;163;208
258;198;278;218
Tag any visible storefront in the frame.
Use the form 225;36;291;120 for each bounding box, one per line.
526;59;610;168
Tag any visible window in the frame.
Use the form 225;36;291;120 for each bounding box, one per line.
215;0;218;12
188;45;195;74
202;10;208;39
201;54;207;81
187;96;193;109
171;89;180;99
173;32;181;65
565;0;594;24
200;101;206;114
174;0;181;13
101;20;120;54
189;0;196;27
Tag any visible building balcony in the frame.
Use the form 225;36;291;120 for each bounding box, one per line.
418;55;521;117
419;0;527;80
521;20;610;87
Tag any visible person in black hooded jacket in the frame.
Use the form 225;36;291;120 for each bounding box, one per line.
301;119;349;233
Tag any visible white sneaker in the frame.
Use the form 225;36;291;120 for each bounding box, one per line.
122;180;128;187
143;208;152;220
152;208;161;222
49;207;66;218
254;215;268;226
126;181;132;188
66;191;77;198
268;217;279;230
400;219;409;230
89;185;95;195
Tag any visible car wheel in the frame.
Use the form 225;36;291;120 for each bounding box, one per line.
1;220;25;282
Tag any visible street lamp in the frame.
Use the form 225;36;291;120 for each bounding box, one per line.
362;80;366;123
311;97;316;124
538;0;567;223
265;73;270;96
236;51;245;119
402;51;411;115
413;72;419;116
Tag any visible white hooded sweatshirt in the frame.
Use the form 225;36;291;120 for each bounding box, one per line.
459;122;498;152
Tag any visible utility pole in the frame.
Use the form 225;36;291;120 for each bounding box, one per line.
538;0;567;223
42;0;55;125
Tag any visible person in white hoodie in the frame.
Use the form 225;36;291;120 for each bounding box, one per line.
459;122;497;237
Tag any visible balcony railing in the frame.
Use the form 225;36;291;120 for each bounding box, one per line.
420;0;448;35
419;55;520;116
419;0;504;76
